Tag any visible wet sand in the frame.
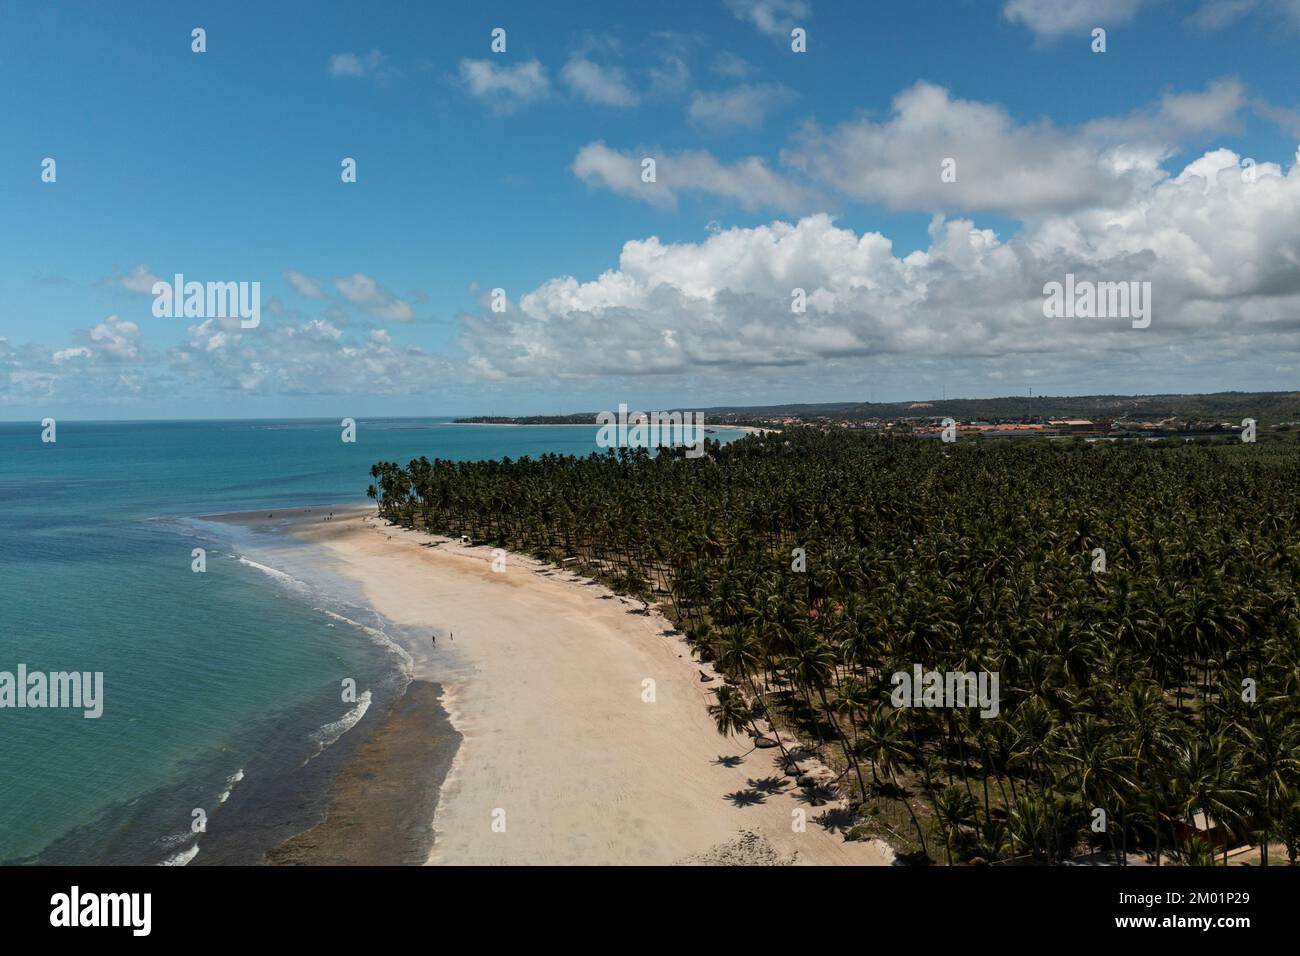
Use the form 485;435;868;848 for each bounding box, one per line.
266;680;459;865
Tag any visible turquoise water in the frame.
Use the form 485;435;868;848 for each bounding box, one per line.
0;418;741;864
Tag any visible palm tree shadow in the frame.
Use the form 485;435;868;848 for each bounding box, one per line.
815;806;857;834
793;783;838;807
724;788;768;807
749;775;788;795
713;755;744;768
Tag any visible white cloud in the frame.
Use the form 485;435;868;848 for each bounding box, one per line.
167;316;451;396
1186;0;1259;29
571;142;809;212
648;54;691;97
83;315;142;362
329;50;387;79
1254;99;1300;138
333;273;414;322
460;148;1300;394
1008;0;1300;39
725;0;811;38
2;315;149;405
561;56;638;107
784;79;1245;217
102;263;162;294
711;52;754;79
688;83;795;132
458;59;549;114
1186;0;1300;29
1003;0;1155;40
283;270;326;299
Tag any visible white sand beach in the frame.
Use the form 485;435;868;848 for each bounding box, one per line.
292;511;892;866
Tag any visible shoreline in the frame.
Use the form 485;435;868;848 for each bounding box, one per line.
265;680;460;865
250;507;891;865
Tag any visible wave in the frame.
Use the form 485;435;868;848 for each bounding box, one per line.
155;830;194;851
316;608;414;672
159;843;200;866
310;690;372;752
219;768;245;804
237;555;310;594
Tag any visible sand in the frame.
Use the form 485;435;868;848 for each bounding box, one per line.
290;509;893;866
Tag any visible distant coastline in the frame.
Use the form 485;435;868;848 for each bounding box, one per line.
450;419;776;435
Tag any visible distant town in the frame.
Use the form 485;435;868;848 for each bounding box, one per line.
456;390;1300;442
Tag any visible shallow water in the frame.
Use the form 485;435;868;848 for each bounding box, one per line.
0;418;742;864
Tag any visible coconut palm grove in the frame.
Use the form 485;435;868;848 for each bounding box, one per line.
368;429;1300;865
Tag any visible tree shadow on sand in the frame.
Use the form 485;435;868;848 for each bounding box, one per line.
713;754;744;768
791;783;838;807
724;788;768;807
748;775;788;795
814;805;857;834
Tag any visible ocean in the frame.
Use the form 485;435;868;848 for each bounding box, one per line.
0;418;742;865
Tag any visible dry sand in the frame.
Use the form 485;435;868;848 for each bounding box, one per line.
291;510;893;866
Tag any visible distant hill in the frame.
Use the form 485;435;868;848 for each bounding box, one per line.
455;391;1300;426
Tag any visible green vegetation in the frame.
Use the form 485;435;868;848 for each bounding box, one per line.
369;429;1300;865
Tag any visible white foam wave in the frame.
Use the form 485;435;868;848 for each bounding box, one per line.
219;768;245;804
311;690;372;750
160;843;200;866
316;608;414;671
155;831;193;851
237;555;311;594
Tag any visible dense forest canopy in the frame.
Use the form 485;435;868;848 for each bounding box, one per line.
369;430;1300;865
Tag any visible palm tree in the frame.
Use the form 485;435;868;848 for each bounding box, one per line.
707;685;752;745
368;424;1300;866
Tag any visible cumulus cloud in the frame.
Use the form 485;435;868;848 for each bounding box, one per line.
283;270;326;299
333;273;415;322
168;316;450;396
571;142;809;212
81;315;143;362
725;0;811;38
784;78;1245;218
561;56;638;107
458;59;549;113
2;315;148;405
460;148;1300;394
101;263;162;294
688;83;796;132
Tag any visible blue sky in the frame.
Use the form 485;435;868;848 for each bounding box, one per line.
2;0;1300;419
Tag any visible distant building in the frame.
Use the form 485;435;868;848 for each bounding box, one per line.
1048;419;1098;434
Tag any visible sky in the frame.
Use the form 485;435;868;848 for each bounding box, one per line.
2;0;1299;420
